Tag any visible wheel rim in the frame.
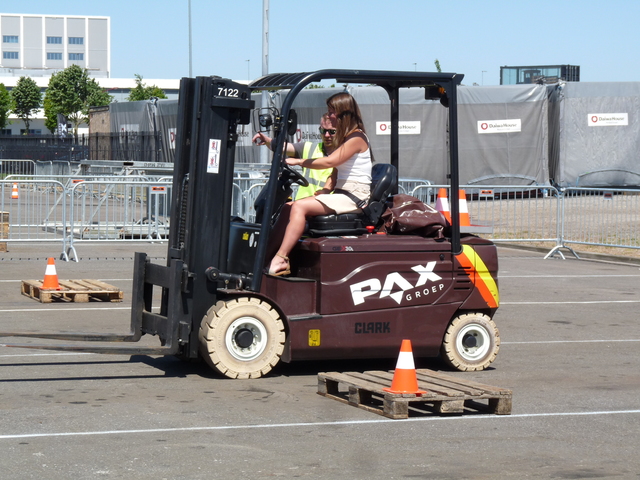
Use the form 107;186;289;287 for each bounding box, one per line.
225;316;268;362
455;323;491;361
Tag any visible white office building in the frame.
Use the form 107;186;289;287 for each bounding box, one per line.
1;13;110;77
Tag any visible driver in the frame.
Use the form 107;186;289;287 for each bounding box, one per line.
252;114;335;200
266;92;372;276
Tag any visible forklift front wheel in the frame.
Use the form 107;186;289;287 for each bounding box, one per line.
199;297;286;379
440;313;500;371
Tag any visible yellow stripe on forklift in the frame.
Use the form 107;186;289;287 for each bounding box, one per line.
459;245;500;308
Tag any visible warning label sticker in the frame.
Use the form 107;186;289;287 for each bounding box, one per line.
207;139;221;174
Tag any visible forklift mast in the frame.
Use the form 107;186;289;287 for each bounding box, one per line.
163;76;255;358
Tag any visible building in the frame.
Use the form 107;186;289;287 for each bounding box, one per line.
1;13;110;78
500;65;580;85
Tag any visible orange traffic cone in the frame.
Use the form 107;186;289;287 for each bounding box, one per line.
458;189;470;227
11;183;19;200
435;188;451;224
383;339;427;395
41;257;61;290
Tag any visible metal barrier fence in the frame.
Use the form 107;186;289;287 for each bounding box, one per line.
546;187;640;258
1;159;81;178
65;180;172;260
2;176;639;261
1;179;172;261
1;179;67;252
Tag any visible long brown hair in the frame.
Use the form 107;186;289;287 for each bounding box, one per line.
326;92;366;148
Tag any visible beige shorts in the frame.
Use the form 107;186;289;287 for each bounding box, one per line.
315;180;371;214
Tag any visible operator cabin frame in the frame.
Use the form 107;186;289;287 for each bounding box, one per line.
248;69;464;293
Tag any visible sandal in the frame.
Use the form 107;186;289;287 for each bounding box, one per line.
268;253;291;276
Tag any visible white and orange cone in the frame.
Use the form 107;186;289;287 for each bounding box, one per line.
458;189;471;227
41;257;61;290
383;339;427;395
435;188;451;224
11;183;19;200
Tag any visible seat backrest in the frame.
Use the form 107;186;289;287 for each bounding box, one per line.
369;163;398;204
361;163;398;226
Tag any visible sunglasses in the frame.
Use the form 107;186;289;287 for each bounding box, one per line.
319;127;336;135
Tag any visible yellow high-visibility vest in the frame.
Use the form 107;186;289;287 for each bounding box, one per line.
294;142;333;200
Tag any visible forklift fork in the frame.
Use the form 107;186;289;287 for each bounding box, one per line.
0;252;189;356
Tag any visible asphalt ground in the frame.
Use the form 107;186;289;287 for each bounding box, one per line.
1;242;639;479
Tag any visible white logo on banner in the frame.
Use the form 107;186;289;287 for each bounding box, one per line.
294;124;324;143
477;119;521;134
376;121;421;135
588;113;628;127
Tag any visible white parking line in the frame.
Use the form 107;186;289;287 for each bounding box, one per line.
0;352;95;358
1;409;639;440
501;300;640;305
0;307;130;313
502;339;640;344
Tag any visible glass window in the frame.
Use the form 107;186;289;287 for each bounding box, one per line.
3;35;19;43
69;53;84;61
68;37;84;45
47;52;63;60
47;36;63;44
3;51;19;60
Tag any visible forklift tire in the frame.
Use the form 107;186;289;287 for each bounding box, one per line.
199;297;286;379
440;313;500;371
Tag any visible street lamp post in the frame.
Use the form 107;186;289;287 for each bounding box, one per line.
188;0;193;77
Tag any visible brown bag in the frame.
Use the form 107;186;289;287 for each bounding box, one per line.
381;194;446;239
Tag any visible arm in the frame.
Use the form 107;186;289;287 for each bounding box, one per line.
252;132;297;156
286;132;368;169
313;169;337;195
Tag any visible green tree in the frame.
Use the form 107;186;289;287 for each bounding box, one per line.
127;74;167;101
45;64;112;137
11;76;42;134
0;83;12;131
43;94;58;134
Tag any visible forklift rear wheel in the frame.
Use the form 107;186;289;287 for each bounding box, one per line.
199;297;286;379
440;313;499;371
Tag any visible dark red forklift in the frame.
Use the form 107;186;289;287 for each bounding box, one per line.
1;70;500;379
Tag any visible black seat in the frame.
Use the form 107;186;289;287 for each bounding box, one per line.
307;163;398;236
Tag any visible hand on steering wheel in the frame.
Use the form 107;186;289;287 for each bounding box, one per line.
282;163;309;187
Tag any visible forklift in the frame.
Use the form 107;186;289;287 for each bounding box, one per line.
1;70;500;379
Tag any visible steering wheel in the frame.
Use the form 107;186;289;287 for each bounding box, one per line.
282;163;309;187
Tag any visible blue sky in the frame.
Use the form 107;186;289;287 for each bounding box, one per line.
5;0;640;85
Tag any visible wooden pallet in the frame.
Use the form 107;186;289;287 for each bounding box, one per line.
318;369;512;419
21;279;124;303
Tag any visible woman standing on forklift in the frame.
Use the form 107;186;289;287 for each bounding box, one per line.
267;92;372;276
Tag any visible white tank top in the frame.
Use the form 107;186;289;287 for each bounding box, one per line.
336;134;372;184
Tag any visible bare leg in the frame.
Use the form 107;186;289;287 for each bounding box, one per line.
268;197;333;274
266;202;292;261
